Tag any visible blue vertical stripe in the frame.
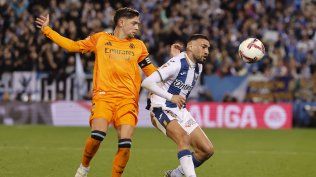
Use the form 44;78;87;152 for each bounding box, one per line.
186;64;200;100
165;58;189;108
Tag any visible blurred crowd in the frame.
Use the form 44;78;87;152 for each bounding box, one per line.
0;0;316;101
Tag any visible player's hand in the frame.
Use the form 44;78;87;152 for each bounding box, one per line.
35;14;50;30
171;95;186;108
170;43;183;57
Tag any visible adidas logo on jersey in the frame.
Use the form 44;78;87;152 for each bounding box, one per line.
173;79;193;91
105;41;112;46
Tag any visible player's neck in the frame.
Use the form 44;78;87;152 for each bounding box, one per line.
185;52;196;65
113;28;128;39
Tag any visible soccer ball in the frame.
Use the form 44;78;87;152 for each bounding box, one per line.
238;38;265;63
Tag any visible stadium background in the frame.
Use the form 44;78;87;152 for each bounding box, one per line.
0;0;316;177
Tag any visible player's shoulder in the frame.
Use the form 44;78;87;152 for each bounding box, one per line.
169;52;186;63
100;33;145;45
101;31;115;38
90;31;108;36
94;31;135;39
85;31;108;40
160;53;185;69
130;38;146;46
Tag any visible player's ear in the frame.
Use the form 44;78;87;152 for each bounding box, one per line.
187;42;193;51
118;18;124;27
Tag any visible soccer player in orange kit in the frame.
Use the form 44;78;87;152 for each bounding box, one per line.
35;7;176;177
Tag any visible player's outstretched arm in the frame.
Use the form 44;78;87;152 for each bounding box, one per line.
141;72;185;108
35;14;82;52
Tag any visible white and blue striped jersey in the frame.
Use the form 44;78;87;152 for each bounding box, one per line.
148;52;203;108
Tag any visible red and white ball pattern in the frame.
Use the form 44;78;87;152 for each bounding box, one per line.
238;38;265;63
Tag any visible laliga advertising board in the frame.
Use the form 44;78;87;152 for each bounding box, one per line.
51;101;292;129
186;103;292;129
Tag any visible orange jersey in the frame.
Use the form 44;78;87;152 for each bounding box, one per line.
42;26;157;101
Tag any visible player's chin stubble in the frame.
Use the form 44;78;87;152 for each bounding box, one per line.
127;34;134;38
197;57;206;64
128;31;137;38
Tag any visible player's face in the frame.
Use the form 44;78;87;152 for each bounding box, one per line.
192;39;210;63
121;16;140;38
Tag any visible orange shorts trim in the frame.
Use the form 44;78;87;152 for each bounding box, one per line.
89;98;138;127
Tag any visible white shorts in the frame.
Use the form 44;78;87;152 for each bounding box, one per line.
150;107;199;135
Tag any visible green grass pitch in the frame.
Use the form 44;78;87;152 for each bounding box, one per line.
0;126;315;177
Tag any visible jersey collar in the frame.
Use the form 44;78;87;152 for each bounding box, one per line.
184;52;196;68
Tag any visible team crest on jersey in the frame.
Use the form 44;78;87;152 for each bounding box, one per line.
105;41;112;46
185;119;196;127
129;43;135;49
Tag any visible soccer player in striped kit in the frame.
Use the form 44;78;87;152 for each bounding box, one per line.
142;34;215;177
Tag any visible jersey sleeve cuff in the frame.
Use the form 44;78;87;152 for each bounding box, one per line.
41;26;52;35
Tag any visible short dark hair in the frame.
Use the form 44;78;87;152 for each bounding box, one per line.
187;34;209;44
114;7;140;26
